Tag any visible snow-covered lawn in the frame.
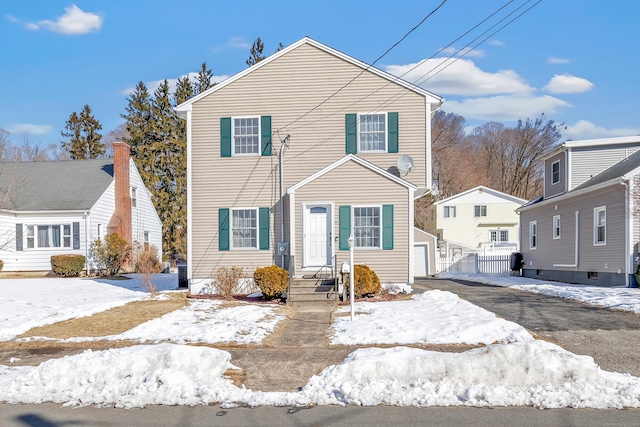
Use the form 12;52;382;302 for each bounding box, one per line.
437;272;640;314
331;290;532;345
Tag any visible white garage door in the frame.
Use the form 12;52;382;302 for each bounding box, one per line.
414;244;428;277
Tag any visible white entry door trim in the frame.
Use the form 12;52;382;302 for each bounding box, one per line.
302;203;333;268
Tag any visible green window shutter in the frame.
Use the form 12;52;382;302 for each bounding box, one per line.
220;117;232;157
345;114;357;154
259;207;270;250
339;205;351;250
73;222;80;250
387;112;398;153
15;224;23;251
219;208;230;251
382;204;394;250
261;116;272;156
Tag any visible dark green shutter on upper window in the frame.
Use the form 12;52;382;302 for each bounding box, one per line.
382;204;394;250
219;208;230;251
16;224;23;251
261;116;272;156
220;118;232;157
345;114;357;154
259;207;270;250
339;205;351;250
387;112;398;153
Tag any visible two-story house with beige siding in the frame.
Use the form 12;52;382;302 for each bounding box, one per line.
517;136;640;286
423;186;526;257
175;37;443;293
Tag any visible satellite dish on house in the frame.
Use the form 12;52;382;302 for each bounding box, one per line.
396;155;414;174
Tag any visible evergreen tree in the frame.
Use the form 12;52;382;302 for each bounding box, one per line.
122;82;154;184
246;37;265;66
61;104;105;159
193;62;214;96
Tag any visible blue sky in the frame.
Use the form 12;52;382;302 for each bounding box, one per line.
2;1;639;147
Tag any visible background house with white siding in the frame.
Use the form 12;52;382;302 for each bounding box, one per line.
0;142;162;273
518;136;640;286
175;37;443;294
424;186;526;257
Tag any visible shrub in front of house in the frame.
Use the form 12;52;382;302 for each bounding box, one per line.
0;259;3;272
51;255;86;277
253;265;288;299
134;243;163;274
346;264;381;298
91;232;131;277
206;266;246;298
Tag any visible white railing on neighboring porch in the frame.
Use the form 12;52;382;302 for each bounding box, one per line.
436;253;511;275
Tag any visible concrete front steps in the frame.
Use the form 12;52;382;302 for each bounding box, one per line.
286;278;341;308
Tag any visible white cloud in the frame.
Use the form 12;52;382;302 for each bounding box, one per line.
439;46;485;58
212;36;251;54
444;94;571;122
35;4;102;35
385;57;532;96
564;120;640;140
24;22;39;31
543;74;594;94
7;124;53;135
489;40;505;47
5;14;19;23
122;72;230;96
548;56;570;64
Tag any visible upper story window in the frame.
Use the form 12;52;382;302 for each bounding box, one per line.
594;206;606;245
234;117;260;155
359;113;386;152
553;215;561;239
529;221;537;250
551;160;560;185
26;224;72;249
232;208;258;249
354;206;381;248
131;187;137;208
474;205;487;217
444;206;456;218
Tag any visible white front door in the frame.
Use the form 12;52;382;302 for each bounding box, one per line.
304;205;332;267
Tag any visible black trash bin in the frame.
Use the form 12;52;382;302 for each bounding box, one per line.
509;252;523;272
178;263;188;288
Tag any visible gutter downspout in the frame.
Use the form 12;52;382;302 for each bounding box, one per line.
84;211;89;275
554;210;579;268
624;178;631;287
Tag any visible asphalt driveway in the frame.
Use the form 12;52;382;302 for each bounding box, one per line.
414;278;640;377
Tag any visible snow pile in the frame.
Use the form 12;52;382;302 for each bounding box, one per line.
331;290;533;345
437;272;640;314
57;300;286;345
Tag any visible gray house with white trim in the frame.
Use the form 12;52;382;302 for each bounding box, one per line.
517;136;640;286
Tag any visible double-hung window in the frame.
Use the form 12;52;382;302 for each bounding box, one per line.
553;215;561;239
26;224;72;249
345;112;398;154
529;221;537;249
131;187;137;208
490;230;509;242
551;160;560;185
359;114;386;152
232;208;258;249
233;117;260;155
444;206;456;218
143;231;150;250
474;205;487;217
594;206;606;245
353;206;381;248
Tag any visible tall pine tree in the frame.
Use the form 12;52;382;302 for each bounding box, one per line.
246;37;265;66
61;104;105;159
193;62;214;95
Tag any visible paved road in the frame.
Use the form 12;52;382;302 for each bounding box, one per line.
2;402;640;427
414;278;640;376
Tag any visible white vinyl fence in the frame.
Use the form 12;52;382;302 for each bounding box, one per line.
436;254;511;275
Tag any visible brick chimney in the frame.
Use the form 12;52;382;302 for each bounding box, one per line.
108;142;132;248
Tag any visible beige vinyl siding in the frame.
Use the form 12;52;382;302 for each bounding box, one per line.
293;161;410;283
520;183;626;273
570;145;640;189
190;43;428;278
544;152;566;198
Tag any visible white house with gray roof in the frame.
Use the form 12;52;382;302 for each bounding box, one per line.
517;136;640;287
0;142;162;273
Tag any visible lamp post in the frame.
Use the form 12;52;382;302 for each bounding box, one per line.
348;233;355;321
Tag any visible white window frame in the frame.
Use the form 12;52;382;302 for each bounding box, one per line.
553;215;561;239
232;116;260;156
474;205;487;217
25;224;72;250
551;160;560;185
594;206;606;245
358;112;387;153
97;224;103;241
529;221;537;250
490;229;509;242
231;208;259;250
131;187;137;208
353;205;382;249
144;231;150;250
443;206;456;218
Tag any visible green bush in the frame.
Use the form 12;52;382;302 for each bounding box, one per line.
346;264;381;298
51;255;86;277
253;265;288;299
91;233;131;276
